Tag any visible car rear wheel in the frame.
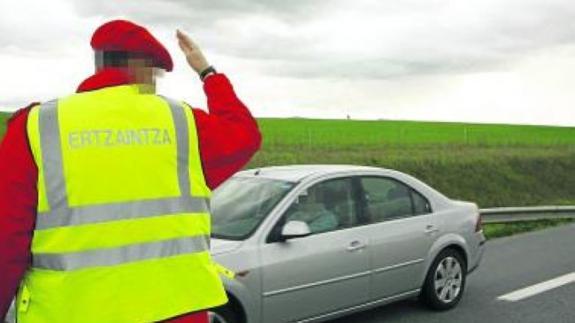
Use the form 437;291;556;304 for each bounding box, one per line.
208;304;240;323
420;248;467;310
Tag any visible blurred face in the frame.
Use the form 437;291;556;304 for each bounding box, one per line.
126;57;156;85
95;51;163;90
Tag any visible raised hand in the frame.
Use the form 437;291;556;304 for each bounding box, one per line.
176;29;210;74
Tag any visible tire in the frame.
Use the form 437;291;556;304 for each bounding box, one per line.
420;248;467;311
208;304;240;323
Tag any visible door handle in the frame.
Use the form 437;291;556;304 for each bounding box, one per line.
347;240;367;252
424;225;439;235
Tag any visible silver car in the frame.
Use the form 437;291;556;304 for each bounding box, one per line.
5;165;485;323
208;165;486;323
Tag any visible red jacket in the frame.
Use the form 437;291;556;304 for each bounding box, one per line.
0;69;261;322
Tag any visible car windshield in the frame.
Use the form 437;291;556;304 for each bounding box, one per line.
211;176;296;240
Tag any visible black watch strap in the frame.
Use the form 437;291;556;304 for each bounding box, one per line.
199;66;216;81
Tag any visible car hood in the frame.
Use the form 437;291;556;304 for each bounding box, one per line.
210;238;243;256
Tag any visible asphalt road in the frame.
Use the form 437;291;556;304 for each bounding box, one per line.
330;222;575;323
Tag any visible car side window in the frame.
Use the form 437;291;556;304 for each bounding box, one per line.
282;177;358;235
361;177;431;223
412;189;432;215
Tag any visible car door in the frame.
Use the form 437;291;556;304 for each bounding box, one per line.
358;176;437;301
259;177;371;323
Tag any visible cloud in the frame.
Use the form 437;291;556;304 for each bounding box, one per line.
71;0;327;23
5;0;575;80
1;0;574;125
60;0;575;80
236;0;575;79
0;0;96;55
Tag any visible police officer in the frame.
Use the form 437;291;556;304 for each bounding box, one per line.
0;20;261;323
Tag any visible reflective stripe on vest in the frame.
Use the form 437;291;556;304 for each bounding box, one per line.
32;98;209;271
33;235;209;271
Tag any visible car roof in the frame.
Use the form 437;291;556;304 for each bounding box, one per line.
235;164;387;182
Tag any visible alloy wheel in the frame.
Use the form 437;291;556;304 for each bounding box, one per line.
433;256;463;303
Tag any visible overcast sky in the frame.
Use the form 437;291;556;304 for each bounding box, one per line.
1;0;574;126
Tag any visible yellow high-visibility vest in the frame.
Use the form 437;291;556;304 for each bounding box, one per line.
18;84;227;323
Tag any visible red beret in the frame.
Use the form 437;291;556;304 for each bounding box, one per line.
91;20;173;72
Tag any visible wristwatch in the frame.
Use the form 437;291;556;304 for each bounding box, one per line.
199;66;217;81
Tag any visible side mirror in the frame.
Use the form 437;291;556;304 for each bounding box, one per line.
281;220;311;240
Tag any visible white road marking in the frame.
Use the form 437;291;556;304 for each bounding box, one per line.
498;272;575;302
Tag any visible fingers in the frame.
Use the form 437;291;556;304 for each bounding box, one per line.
176;29;197;50
177;37;189;54
176;29;187;46
176;29;209;73
176;30;189;52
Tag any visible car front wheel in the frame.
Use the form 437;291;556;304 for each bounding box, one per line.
208;304;240;323
420;248;467;310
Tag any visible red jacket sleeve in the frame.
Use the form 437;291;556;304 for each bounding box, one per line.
0;105;38;319
192;73;261;190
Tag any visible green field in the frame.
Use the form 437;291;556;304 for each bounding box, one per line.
0;112;8;136
257;118;575;148
249;118;575;208
1;113;574;207
483;218;574;239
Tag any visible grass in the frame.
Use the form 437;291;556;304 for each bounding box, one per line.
250;118;575;208
483;218;574;239
0;112;9;136
257;118;575;148
1;113;574;207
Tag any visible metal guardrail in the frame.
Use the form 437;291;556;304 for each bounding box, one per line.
479;206;575;223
